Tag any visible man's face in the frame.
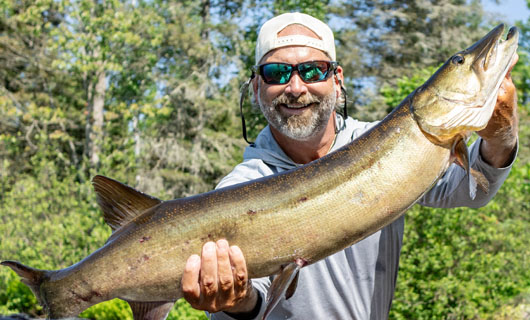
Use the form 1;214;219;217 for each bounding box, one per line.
255;46;341;141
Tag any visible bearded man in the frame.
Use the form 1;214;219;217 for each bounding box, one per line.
181;12;519;320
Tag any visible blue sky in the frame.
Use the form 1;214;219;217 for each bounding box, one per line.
483;0;529;23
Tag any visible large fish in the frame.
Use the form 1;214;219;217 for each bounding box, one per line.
2;24;519;320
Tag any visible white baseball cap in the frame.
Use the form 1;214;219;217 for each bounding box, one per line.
255;12;336;65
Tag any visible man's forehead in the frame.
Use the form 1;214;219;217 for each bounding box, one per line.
277;24;321;40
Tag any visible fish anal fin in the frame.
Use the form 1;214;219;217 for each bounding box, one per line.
92;175;162;232
126;300;175;320
451;137;478;200
263;259;306;319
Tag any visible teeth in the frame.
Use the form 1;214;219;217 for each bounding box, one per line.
286;103;313;109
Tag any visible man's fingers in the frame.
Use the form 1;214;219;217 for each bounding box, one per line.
181;241;251;313
229;245;249;300
216;239;235;296
182;254;201;303
201;241;218;298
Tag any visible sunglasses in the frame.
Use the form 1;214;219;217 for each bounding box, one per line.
253;61;338;85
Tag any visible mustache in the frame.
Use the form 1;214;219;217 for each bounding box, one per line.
271;92;321;108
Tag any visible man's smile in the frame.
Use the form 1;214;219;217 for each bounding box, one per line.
279;102;317;115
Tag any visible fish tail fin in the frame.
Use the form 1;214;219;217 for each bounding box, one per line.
1;260;49;308
1;260;88;318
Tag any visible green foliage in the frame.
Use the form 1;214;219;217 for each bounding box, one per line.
392;162;530;318
272;0;329;20
380;66;438;112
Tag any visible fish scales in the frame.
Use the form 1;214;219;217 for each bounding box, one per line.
35;100;449;312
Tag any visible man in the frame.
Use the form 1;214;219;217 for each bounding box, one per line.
181;13;519;319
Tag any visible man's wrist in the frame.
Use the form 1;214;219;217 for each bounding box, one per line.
480;137;518;168
224;287;261;319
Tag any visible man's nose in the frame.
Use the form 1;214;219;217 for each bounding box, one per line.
284;72;308;98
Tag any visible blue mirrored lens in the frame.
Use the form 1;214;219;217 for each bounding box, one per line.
299;62;328;82
262;64;292;84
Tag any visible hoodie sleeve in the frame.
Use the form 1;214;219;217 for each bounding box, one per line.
419;137;517;208
216;159;277;189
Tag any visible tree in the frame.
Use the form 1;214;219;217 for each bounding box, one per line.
330;0;489;119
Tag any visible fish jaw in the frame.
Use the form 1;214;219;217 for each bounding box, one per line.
411;24;519;144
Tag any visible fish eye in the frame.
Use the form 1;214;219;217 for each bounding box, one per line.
451;55;465;65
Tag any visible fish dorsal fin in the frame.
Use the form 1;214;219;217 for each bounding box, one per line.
126;300;175;320
92;175;162;232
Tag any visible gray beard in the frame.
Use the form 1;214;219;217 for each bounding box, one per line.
257;83;337;141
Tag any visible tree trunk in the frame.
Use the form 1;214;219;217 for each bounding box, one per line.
85;68;106;170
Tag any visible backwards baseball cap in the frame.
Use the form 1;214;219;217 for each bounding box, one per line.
255;12;336;64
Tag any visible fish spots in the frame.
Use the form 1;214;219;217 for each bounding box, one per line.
127;254;151;271
247;209;257;215
69;288;102;302
139;236;151;243
199;233;214;242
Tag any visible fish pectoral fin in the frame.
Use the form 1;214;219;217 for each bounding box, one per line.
285;269;300;300
92;175;162;232
126;300;175;320
263;259;305;320
451;137;488;200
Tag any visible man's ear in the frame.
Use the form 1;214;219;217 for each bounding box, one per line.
334;65;344;98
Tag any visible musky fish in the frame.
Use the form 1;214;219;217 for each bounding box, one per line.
1;24;519;320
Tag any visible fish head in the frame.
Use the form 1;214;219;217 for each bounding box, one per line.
411;24;519;144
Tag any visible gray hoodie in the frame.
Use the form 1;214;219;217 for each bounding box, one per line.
210;114;515;320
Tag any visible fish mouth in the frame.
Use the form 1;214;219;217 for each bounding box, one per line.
469;24;519;80
411;24;519;142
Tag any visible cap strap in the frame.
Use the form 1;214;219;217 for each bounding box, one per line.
274;35;326;51
240;73;255;145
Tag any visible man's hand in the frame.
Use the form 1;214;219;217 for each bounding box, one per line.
478;54;519;168
182;239;258;314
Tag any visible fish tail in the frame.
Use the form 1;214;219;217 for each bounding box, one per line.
2;260;106;318
1;260;84;318
1;260;50;308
